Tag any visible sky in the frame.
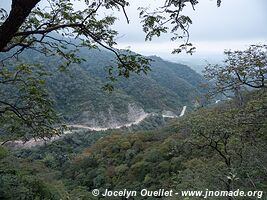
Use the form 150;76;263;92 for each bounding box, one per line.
1;0;267;63
110;0;267;62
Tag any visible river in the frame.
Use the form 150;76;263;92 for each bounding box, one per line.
4;106;187;148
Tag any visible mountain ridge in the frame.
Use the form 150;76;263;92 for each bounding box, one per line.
47;48;206;127
0;47;207;129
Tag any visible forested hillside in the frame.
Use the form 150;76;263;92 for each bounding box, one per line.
49;48;206;126
0;48;206;131
1;1;266;199
1;89;266;199
61;90;267;199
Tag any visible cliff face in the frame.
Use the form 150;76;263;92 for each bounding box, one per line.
78;103;148;128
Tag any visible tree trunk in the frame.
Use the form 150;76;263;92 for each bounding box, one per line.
234;87;243;107
226;178;233;200
0;0;40;51
226;158;233;200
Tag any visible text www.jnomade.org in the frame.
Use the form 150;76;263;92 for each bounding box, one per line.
91;188;264;199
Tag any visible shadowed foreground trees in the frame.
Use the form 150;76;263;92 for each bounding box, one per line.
0;0;221;141
51;90;265;199
204;44;267;105
0;0;222;54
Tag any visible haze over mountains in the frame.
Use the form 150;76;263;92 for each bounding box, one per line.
2;47;206;129
43;48;207;128
0;43;208;145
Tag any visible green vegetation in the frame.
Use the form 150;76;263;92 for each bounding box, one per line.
50;50;206;123
1;0;221;140
0;146;69;200
1;44;266;199
204;44;267;102
1;1;266;199
1;89;266;199
1;48;206;142
61;90;266;199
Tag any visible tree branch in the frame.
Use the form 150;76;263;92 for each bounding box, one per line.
0;0;41;51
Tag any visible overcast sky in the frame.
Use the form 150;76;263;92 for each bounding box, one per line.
1;0;267;62
111;0;267;61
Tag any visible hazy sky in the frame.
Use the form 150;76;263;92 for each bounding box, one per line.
111;0;267;61
1;0;267;61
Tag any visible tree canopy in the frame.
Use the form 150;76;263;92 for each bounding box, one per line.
204;44;267;104
0;0;222;58
0;0;221;141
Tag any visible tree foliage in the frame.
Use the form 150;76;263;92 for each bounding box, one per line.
2;90;266;199
0;0;221;56
0;0;220;140
62;90;266;199
204;45;267;100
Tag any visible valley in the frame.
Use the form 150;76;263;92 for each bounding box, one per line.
5;104;188;148
1;48;266;199
0;1;266;199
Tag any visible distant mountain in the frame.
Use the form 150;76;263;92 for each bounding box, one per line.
1;47;207;128
171;54;224;74
46;48;207;127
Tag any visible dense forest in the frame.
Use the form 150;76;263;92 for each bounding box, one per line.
1;0;267;199
0;48;207;142
0;89;266;199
